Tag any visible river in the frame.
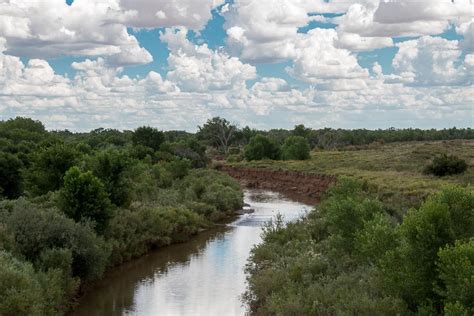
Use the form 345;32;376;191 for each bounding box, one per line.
71;189;312;316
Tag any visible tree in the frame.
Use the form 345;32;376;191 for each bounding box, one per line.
132;126;165;151
25;144;80;195
436;240;474;313
292;124;311;139
0;152;23;199
380;186;474;311
89;149;131;207
244;134;280;161
59;167;112;234
197;117;237;154
281;136;311;160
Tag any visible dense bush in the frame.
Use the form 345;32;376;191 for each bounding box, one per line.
25;144;80;195
0;152;23;199
244;181;474;315
244;134;280;161
106;206;203;265
59;167;112;234
2;200;110;281
88;149;132;207
424;153;468;176
132;126;165;151
281;136;311;160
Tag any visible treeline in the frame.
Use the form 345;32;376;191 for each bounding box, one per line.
196;117;474;153
0;117;243;315
244;179;474;315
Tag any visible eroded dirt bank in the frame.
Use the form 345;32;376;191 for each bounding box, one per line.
218;165;336;205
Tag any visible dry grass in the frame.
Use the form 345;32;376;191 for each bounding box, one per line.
230;140;474;211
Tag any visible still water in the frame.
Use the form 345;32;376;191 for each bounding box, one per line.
71;189;311;316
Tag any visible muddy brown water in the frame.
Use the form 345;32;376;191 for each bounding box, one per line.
70;189;312;316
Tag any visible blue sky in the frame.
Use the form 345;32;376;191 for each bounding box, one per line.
0;0;472;131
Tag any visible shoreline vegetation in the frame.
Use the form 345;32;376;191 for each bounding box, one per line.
1;116;473;315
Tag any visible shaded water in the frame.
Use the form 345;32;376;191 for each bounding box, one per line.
71;189;311;316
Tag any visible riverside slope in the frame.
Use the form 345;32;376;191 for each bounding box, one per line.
218;165;336;205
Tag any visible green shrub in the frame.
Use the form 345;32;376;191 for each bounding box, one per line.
59;167;112;234
244;134;280;161
0;251;47;316
281;136;311;160
424;154;468;176
165;158;192;179
5;201;110;281
106;206;202;265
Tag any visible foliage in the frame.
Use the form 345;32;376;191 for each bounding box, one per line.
244;134;280;161
244;181;474;315
59;167;112;234
2;200;110;281
106;206;202;265
25;144;80;196
88;148;132;207
0;152;23;199
424;153;468;176
281;136;311;160
197;117;237;153
132;126;165;151
436;240;474;313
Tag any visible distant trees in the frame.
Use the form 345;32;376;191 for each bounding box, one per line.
244;135;280;161
132;126;165;151
59;167;112;234
281;136;310;160
424;154;468;177
197;117;237;154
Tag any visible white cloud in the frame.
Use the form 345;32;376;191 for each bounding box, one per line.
392;36;472;86
287;29;369;85
119;0;225;30
160;28;256;92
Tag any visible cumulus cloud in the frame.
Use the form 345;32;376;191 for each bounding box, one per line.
119;0;225;30
0;1;472;131
392;36;472;86
160;28;256;92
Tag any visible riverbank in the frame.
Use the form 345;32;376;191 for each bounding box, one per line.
69;189;311;316
218;165;336;205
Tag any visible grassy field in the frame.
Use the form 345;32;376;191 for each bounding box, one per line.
230;140;474;211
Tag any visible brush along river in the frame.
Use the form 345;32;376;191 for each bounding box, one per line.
71;189;311;316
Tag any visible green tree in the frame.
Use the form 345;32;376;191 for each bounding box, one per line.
281;136;311;160
0;153;23;199
197;117;237;153
292;124;311;139
26;144;79;195
244;134;280;161
59;167;112;234
89;149;131;207
132;126;165;151
380;186;474;311
436;240;474;313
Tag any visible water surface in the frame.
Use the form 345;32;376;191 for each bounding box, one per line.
71;189;311;316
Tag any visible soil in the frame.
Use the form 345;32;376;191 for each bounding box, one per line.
218;165;336;205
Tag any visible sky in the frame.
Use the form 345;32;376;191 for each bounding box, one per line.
0;0;473;131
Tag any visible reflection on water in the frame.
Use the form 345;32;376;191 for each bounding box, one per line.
70;190;311;316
